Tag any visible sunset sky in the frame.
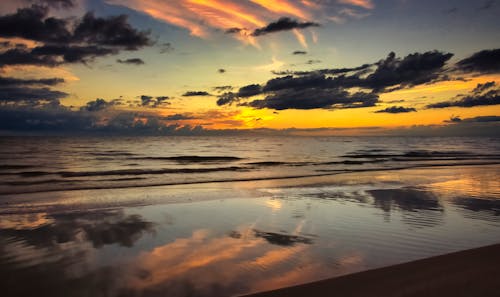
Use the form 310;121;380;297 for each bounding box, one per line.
0;0;499;135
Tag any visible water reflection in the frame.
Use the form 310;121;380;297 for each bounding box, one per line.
253;229;314;246
1;166;500;297
0;210;155;249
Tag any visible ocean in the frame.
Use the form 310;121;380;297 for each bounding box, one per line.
1;136;500;296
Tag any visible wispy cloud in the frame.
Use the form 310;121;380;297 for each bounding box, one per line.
107;0;374;46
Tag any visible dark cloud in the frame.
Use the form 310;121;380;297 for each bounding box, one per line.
0;104;93;132
225;27;242;34
443;7;458;14
0;86;67;104
272;63;372;76
306;59;321;65
117;58;145;65
0;103;206;135
216;84;263;106
216;92;238;106
72;12;152;50
156;96;169;102
140;95;153;106
218;68;226;73
455;49;500;73
182;91;211;97
446;115;500;123
292;50;307;55
461;115;500;122
163;113;195;121
31;44;117;63
251;17;320;36
479;0;495;10
159;42;173;54
0;5;71;43
0;76;64;86
246;88;378;110
80;98;113;112
217;51;453;111
375;106;417;113
137;95;170;107
213;85;233;92
154;96;170;107
237;84;262;97
427;82;499;108
472;81;496;94
25;0;75;8
0;5;153;66
0;47;59;67
359;51;454;91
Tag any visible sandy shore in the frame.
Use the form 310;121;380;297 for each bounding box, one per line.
243;244;500;297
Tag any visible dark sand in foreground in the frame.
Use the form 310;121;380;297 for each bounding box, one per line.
243;244;500;297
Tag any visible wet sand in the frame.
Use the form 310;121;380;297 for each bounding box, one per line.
243;243;500;297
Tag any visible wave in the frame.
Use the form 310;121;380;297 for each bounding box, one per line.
1;162;499;196
131;155;243;162
11;166;250;178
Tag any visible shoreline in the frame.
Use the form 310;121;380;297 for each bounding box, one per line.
242;243;500;297
1;161;499;196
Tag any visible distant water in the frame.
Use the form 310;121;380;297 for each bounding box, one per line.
1;136;500;297
1;136;499;195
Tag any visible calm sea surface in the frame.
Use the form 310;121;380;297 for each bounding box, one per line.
1;136;500;296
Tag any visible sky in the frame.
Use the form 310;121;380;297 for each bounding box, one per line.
0;0;499;135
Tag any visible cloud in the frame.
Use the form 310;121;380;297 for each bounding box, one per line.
0;5;153;66
479;0;495;10
272;63;372;76
0;102;206;135
338;0;374;9
375;106;417;113
237;84;263;97
292;50;307;55
117;58;145;65
0;76;64;86
455;49;500;73
140;95;153;106
0;86;67;104
461;115;500;122
72;12;152;50
182;91;211;97
472;81;496;94
250;17;319;36
0;5;71;43
159;42;173;54
216;51;456;111
25;0;76;9
163;113;195;121
246;88;378;110
216;84;264;106
427;81;499;108
80;98;116;112
213;85;233;92
216;92;238;106
359;51;453;91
